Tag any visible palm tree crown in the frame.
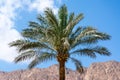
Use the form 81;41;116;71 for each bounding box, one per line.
9;5;111;80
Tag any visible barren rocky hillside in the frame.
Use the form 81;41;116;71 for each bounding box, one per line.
0;61;120;80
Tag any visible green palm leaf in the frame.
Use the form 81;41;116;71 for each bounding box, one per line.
14;50;36;63
65;13;84;36
28;52;56;69
9;40;28;47
71;46;111;58
22;23;46;40
37;14;48;27
70;27;110;48
67;12;74;25
45;8;58;30
59;4;68;31
9;39;54;52
70;57;84;73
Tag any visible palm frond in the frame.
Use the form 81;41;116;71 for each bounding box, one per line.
9;39;56;55
70;57;84;73
44;8;59;30
71;37;99;47
71;46;111;58
18;41;54;52
93;46;111;56
71;48;96;58
22;28;44;40
94;32;111;40
28;52;56;69
73;13;84;26
71;27;97;45
58;4;68;31
44;8;61;42
74;33;110;47
28;57;39;69
65;13;84;36
22;28;56;44
37;14;48;27
71;27;111;48
46;28;58;39
67;12;74;25
9;40;28;47
29;21;41;28
22;22;46;39
70;27;82;38
69;27;82;45
14;50;36;63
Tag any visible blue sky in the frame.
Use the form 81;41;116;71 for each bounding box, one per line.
0;0;120;72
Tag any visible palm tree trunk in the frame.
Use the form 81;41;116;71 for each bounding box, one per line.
59;61;65;80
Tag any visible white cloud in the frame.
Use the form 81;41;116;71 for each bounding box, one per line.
0;0;22;62
29;0;58;14
0;0;60;62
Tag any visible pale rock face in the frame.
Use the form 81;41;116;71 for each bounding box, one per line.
0;61;120;80
84;61;120;80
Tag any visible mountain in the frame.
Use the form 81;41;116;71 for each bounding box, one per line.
84;61;120;80
0;61;120;80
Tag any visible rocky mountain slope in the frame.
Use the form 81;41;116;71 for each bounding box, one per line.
84;61;120;80
0;61;120;80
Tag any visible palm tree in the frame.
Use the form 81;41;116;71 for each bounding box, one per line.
9;5;111;80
